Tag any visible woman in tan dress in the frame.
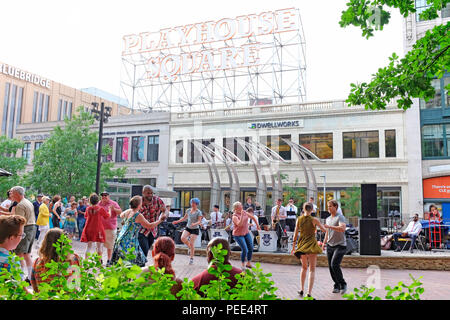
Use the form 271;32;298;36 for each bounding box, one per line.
291;202;326;298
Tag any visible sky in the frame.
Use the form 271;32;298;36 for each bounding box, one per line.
0;0;405;103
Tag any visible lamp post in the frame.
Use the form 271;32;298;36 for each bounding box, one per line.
320;173;326;211
91;102;112;194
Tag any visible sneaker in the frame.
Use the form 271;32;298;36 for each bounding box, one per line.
332;288;340;293
297;290;304;297
189;257;194;265
340;284;347;295
409;249;414;253
394;248;401;252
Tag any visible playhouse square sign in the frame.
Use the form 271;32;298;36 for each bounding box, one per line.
122;8;299;80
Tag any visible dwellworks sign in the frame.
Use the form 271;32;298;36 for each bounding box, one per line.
248;119;303;129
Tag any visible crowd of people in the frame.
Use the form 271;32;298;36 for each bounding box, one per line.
0;185;354;298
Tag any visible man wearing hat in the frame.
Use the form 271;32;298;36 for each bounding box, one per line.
98;191;122;265
33;194;43;240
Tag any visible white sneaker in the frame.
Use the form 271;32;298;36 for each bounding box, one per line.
189;257;194;265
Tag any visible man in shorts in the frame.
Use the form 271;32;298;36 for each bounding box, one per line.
98;191;122;265
10;186;37;281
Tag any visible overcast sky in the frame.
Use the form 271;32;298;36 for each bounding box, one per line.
0;0;404;103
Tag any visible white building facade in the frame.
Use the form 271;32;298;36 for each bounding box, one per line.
168;100;421;223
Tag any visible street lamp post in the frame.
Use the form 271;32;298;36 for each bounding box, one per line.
320;173;326;211
91;102;112;195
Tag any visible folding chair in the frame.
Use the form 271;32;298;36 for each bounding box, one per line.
399;231;426;252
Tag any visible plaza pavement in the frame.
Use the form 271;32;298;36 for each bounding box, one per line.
30;238;450;300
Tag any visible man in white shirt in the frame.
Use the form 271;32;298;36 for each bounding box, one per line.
285;198;298;232
210;205;224;228
309;197;318;215
271;198;287;250
393;214;422;253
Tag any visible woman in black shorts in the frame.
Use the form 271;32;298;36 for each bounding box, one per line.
172;198;203;265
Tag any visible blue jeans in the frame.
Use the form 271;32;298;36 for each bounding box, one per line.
234;232;253;263
77;216;86;239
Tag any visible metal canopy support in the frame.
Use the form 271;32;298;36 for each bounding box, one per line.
208;142;243;206
235;138;267;210
236;138;288;209
282;139;325;201
192;141;221;213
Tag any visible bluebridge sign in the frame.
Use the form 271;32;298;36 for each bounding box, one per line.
247;119;304;129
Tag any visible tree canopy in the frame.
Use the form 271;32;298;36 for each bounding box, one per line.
340;0;450;110
0;136;27;197
26;107;126;199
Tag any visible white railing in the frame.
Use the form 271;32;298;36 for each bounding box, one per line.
172;100;400;121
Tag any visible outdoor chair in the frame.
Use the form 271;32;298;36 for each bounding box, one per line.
399;231;426;252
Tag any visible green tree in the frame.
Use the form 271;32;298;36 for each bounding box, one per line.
340;0;450;110
340;186;361;217
281;174;307;206
0;136;27;198
26;107;126;199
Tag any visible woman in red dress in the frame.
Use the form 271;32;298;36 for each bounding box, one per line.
80;193;110;260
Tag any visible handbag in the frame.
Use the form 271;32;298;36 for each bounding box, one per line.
381;235;393;250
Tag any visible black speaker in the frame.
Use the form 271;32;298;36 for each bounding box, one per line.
131;185;143;197
361;184;377;219
359;218;381;255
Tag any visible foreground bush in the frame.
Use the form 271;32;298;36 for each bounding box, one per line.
0;234;280;300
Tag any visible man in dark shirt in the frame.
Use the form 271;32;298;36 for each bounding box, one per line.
32;194;43;240
76;198;87;241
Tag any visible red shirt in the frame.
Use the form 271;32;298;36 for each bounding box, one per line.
98;199;121;230
192;265;243;295
139;196;165;237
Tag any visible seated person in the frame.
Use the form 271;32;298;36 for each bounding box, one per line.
191;237;243;295
393;213;422;253
141;236;183;298
31;228;80;292
200;217;211;243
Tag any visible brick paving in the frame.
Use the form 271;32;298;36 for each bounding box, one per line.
30;238;450;300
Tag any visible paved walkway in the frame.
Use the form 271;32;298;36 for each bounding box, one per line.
31;239;450;300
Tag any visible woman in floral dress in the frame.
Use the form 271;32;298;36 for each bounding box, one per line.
110;196;166;267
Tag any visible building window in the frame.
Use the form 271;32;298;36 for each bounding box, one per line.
223;137;250;161
422;124;444;157
2;83;10;135
32;92;38;123
299;133;333;159
22;142;31;164
385;130;397;158
420;79;442;109
147;135;159;162
7;85;17;138
63;101;68;119
343;131;379;158
115;137;129;162
102;138;114;162
37;93;44;123
260;135;291;160
131;136;145;162
68;102;73;119
57;99;62;121
188;139;215;163
16;87;23;125
43;95;49;122
149;178;157;187
176;140;183;164
415;0;431;21
442;2;450;18
35;142;43;151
